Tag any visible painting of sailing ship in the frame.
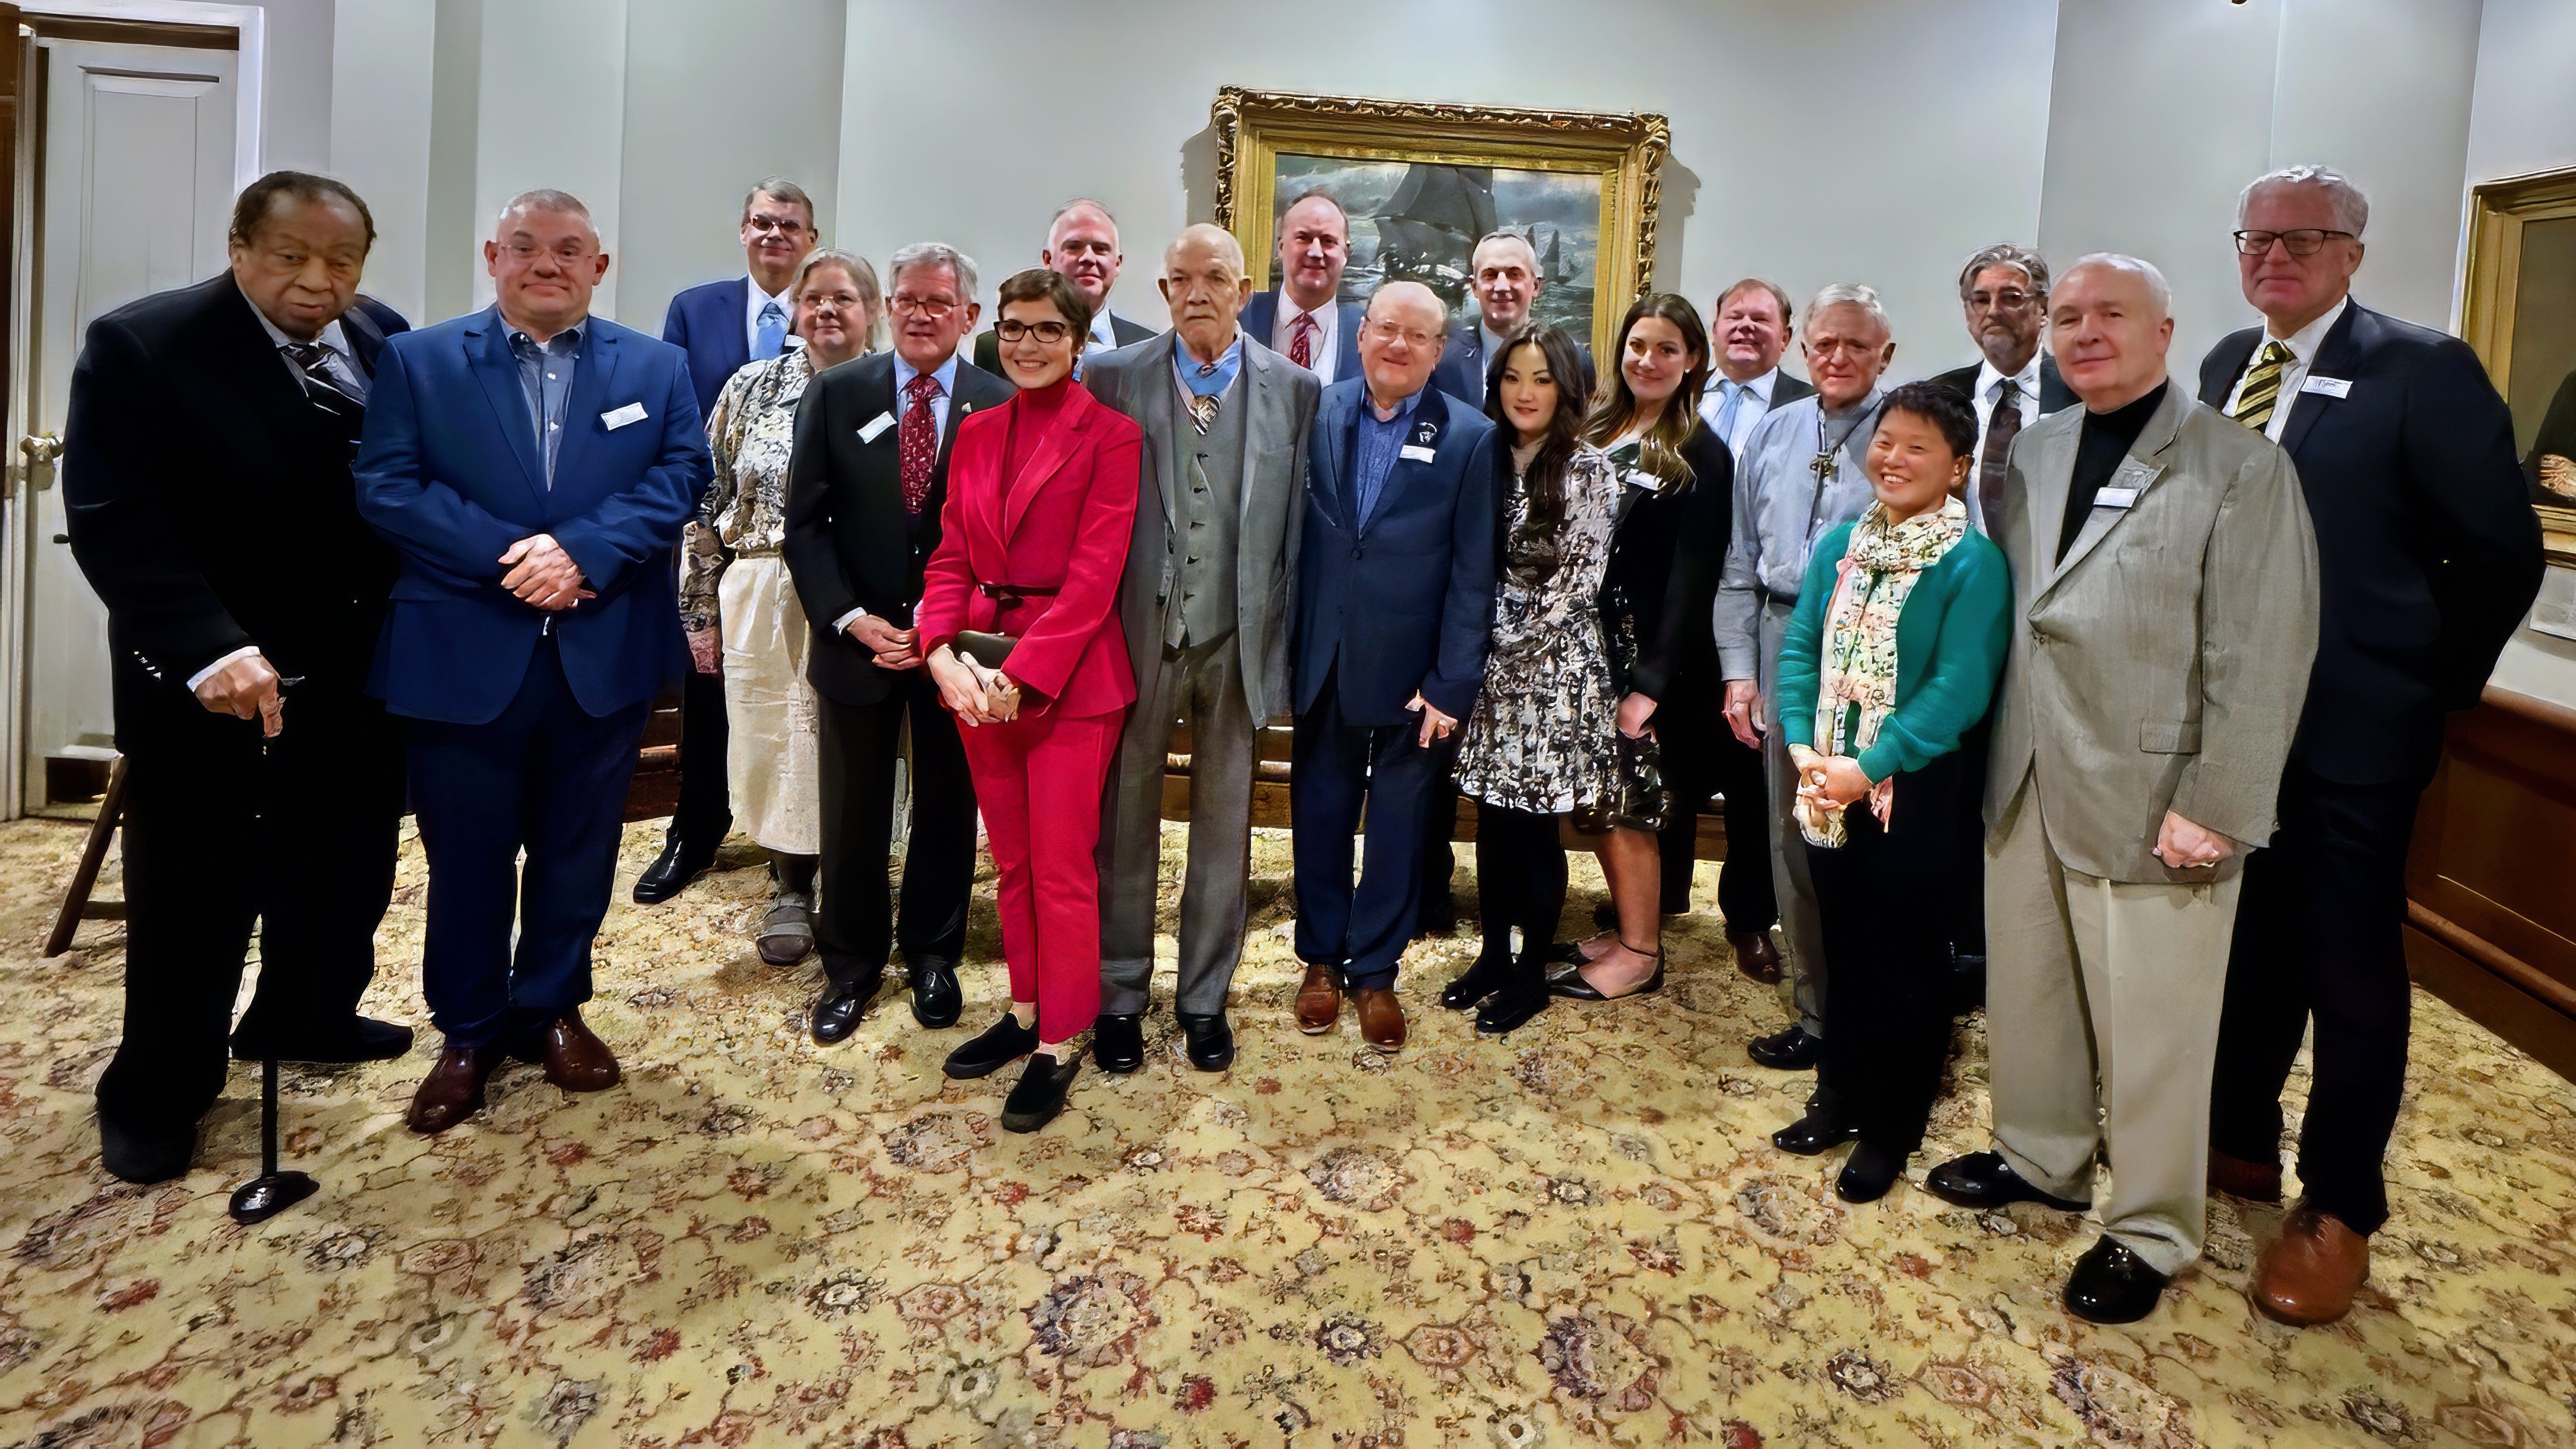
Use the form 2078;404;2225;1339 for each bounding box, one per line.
1273;154;1603;339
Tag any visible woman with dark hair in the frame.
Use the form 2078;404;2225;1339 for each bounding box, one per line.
1551;293;1731;1001
914;267;1142;1134
1445;326;1624;1034
1767;379;2008;1202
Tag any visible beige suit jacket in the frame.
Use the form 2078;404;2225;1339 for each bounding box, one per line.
1986;382;2319;883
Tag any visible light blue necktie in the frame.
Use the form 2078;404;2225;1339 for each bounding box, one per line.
754;300;787;361
1713;381;1749;454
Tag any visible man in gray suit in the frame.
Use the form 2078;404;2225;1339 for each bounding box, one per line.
1086;223;1319;1075
1925;254;2319;1326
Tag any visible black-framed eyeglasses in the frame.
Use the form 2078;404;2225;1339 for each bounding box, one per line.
994;319;1072;344
2233;228;2355;257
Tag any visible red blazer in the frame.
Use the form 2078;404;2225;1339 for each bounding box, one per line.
917;382;1143;719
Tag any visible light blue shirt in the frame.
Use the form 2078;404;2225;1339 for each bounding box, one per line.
1172;336;1244;399
892;353;960;440
506;316;583;487
1352;385;1426;527
1714;387;1886;682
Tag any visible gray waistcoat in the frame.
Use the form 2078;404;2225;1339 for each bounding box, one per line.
1167;381;1247;648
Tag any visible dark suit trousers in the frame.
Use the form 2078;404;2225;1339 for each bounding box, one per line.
1291;668;1445;988
1946;717;1993;961
670;666;733;850
814;670;975;988
1655;681;1775;928
406;636;651;1049
2210;758;2426;1236
96;683;404;1140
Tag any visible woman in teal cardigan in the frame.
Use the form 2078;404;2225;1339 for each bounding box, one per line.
1765;380;2011;1203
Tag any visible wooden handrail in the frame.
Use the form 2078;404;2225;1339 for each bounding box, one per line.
2480;683;2576;737
2406;899;2576;1017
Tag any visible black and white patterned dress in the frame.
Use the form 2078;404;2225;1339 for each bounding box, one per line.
1453;443;1625;814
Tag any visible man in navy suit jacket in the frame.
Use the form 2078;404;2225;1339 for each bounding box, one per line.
2197;167;2543;1325
1430;231;1595;407
639;176;820;905
356;189;710;1136
1287;282;1499;1054
1241;191;1365;386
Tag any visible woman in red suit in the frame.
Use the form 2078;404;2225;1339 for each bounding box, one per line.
917;267;1143;1133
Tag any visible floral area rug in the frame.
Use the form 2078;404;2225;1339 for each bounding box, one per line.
0;816;2569;1447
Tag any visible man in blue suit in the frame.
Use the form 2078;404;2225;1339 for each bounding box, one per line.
637;176;820;905
1240;191;1363;387
1288;281;1500;1054
356;189;710;1134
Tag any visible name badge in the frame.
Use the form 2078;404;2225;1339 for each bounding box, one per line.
857;411;896;443
1399;445;1437;463
602;402;648;430
2300;375;2351;399
2093;486;2139;509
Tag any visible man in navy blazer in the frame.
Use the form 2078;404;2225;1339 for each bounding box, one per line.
1287;282;1500;1054
356;189;710;1135
1430;231;1595;407
2197;166;2544;1325
639;176;820;905
1241;191;1364;386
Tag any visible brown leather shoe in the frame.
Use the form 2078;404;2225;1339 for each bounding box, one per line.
2252;1202;2370;1326
1729;930;1783;985
1296;962;1345;1035
1355;988;1407;1053
2208;1148;2284;1203
406;1044;504;1134
528;1009;622;1092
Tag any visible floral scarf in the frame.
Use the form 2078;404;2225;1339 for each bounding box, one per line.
1798;494;1970;847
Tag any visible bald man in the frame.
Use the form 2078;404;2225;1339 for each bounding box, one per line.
973;197;1156;376
1924;254;2318;1325
1083;225;1320;1075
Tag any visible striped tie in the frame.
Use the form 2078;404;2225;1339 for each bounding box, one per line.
2231;340;2291;433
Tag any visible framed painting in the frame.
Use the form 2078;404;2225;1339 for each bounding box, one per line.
1210;87;1669;365
2461;164;2576;568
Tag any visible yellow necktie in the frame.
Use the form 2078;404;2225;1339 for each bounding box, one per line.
2231;340;2291;433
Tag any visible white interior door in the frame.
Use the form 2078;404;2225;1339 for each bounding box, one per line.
19;37;235;806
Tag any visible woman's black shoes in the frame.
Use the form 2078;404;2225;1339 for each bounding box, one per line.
943;1015;1038;1079
1836;1142;1905;1202
1441;950;1512;1010
1000;1052;1082;1134
1545;944;1664;1000
1474;980;1551;1036
1771;1109;1860;1156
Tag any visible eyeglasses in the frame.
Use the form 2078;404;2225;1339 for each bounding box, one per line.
1363;320;1435;349
1967;289;2038;311
994;319;1071;344
745;215;808;237
889;294;959;318
2233;228;2355;257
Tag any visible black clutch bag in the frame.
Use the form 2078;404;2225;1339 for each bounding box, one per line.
953;630;1016;670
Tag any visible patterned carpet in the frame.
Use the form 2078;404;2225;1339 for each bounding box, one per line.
0;813;2570;1448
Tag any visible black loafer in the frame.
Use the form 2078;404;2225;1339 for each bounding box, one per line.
1772;1109;1859;1156
810;978;877;1045
1000;1052;1082;1133
633;834;717;904
2063;1236;2170;1324
1747;1024;1824;1070
1177;1011;1234;1071
99;1116;195;1184
909;957;962;1030
943;1013;1038;1079
1836;1141;1905;1202
1092;1013;1145;1074
1441;951;1511;1010
1473;980;1551;1036
1922;1150;2091;1212
231;1014;415;1063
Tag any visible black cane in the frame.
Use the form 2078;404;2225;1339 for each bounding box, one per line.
227;1058;317;1224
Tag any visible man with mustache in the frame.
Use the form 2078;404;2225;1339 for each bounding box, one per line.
1243;191;1364;386
973;198;1156;378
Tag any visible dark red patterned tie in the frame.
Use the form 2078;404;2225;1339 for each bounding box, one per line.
900;371;941;516
1978;379;2022;536
1289;311;1316;370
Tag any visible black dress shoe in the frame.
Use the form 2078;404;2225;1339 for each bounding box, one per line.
1772;1109;1859;1156
1441;950;1511;1010
909;957;962;1029
2063;1236;2170;1324
1922;1150;2092;1212
633;834;717;904
99;1116;195;1184
1176;1011;1234;1071
810;978;877;1045
231;1015;415;1063
1747;1024;1824;1070
944;1014;1038;1079
1473;979;1551;1036
1000;1052;1082;1133
1092;1013;1145;1075
1836;1141;1905;1202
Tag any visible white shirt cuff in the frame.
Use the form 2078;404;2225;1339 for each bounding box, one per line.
831;608;869;635
186;645;262;692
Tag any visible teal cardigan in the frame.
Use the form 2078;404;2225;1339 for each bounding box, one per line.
1775;518;2012;783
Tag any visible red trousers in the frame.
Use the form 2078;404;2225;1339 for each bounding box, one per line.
955;706;1122;1042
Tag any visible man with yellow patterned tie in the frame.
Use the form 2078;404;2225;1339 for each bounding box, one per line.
2197;166;2543;1328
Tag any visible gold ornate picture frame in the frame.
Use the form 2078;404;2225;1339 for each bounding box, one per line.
1211;87;1669;365
2461;165;2576;568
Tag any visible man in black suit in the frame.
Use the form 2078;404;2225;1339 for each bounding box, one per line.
2200;165;2544;1325
1429;231;1594;405
971;198;1155;376
782;242;1012;1044
63;171;412;1182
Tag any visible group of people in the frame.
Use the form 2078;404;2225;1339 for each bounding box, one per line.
63;159;2544;1333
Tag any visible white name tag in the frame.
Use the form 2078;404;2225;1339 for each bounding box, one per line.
1399;445;1437;463
857;412;895;443
2094;486;2139;509
601;402;648;430
2301;375;2352;399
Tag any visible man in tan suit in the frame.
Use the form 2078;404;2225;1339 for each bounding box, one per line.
1923;254;2319;1325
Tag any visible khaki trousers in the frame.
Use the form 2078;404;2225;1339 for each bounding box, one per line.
1758;598;1828;1037
1985;775;2245;1277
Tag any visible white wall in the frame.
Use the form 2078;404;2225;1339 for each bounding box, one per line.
328;0;436;322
